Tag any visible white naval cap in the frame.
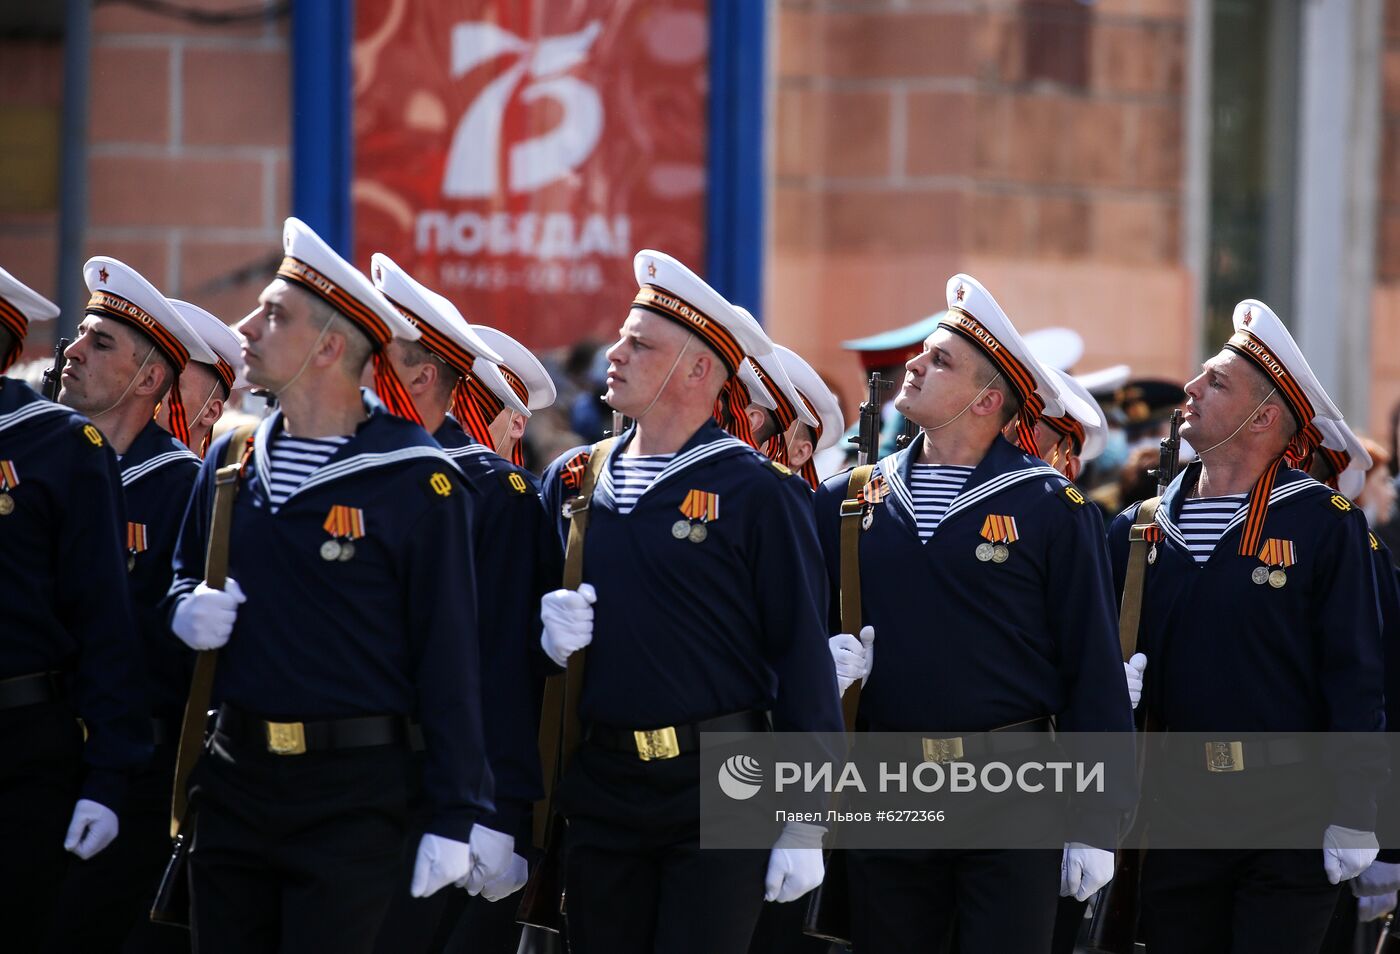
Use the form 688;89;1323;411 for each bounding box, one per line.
0;265;58;370
1076;363;1132;396
940;274;1095;424
734;309;819;430
1314;417;1371;500
469;326;556;417
632;250;774;369
1025;327;1084;373
772;345;846;453
168;299;245;393
1044;368;1107;462
1225;299;1343;434
84;257;218;368
370;253;503;373
276;217;418;348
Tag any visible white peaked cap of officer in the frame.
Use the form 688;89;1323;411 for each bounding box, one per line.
276;217;418;345
1050;368;1108;462
1226;299;1343;426
772;345;846;452
733;309;819;429
471;326;556;417
369;253;503;369
940;274;1092;422
1315;417;1371;501
1025;327;1084;373
632;250;774;366
168;299;246;391
84;257;218;366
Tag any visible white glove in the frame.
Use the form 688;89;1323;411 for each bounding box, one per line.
1323;825;1380;884
410;833;474;899
829;626;875;696
64;798;119;860
540;583;596;668
475;853;529;902
460;825;515;896
1358;891;1398;922
171;578;246;650
1060;843;1115;902
764;822;825;903
1124;653;1146;710
1355;860;1400;896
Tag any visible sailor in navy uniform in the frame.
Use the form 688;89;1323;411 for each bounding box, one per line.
0;265;149;951
164;218;494;954
1107;300;1386;954
535;250;844;954
157;299;245;458
366;255;552;954
43;259;222;953
738;343;839;492
1304;420;1400;946
815;274;1134;954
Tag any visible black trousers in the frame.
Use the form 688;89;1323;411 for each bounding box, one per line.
1141;848;1341;954
558;741;770;954
42;743;189;954
0;702;84;953
439;892;525;954
846;847;1061;954
187;729;415;954
746;898;841;954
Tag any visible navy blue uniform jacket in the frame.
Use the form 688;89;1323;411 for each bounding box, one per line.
0;377;150;808
168;402;493;840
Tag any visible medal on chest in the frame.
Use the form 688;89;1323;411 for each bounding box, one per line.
673;489;719;544
976;514;1018;563
859;475;888;530
1253;538;1295;588
126;522;148;572
0;460;18;516
321;505;366;562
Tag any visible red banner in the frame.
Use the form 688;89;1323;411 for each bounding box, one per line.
353;0;709;350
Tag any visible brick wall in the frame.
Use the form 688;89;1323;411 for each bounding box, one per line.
768;0;1193;418
0;1;289;363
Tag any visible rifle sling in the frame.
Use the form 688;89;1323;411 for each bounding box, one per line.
169;424;254;837
1117;496;1161;663
533;436;618;846
838;465;875;732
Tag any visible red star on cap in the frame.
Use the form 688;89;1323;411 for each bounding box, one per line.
1242;307;1253;326
646;261;657;279
955;284;966;303
98;266;109;283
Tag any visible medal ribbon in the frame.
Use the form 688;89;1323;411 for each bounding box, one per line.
679;490;720;523
1257;538;1296;568
0;460;17;491
127;522;148;553
978;514;1019;545
322;505;366;540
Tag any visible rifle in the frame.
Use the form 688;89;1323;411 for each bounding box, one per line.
894;415;919;451
1084;408;1183;953
41;337;70;401
848;372;892;465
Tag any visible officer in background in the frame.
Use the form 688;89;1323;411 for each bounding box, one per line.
164;218;496;953
44;259;227;954
817;274;1134;954
367;255;555;954
1107;300;1386;954
536;250;844;954
0;265;149;951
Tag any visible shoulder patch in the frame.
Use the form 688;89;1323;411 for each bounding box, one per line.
1058;483;1087;509
79;423;104;448
427;471;455;498
1370;531;1381;551
766;459;794;479
1328;493;1353;513
499;469;532;496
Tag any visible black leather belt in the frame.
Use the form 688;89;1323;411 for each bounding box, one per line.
918;717;1054;764
215;704;409;757
586;710;770;761
0;672;63;711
